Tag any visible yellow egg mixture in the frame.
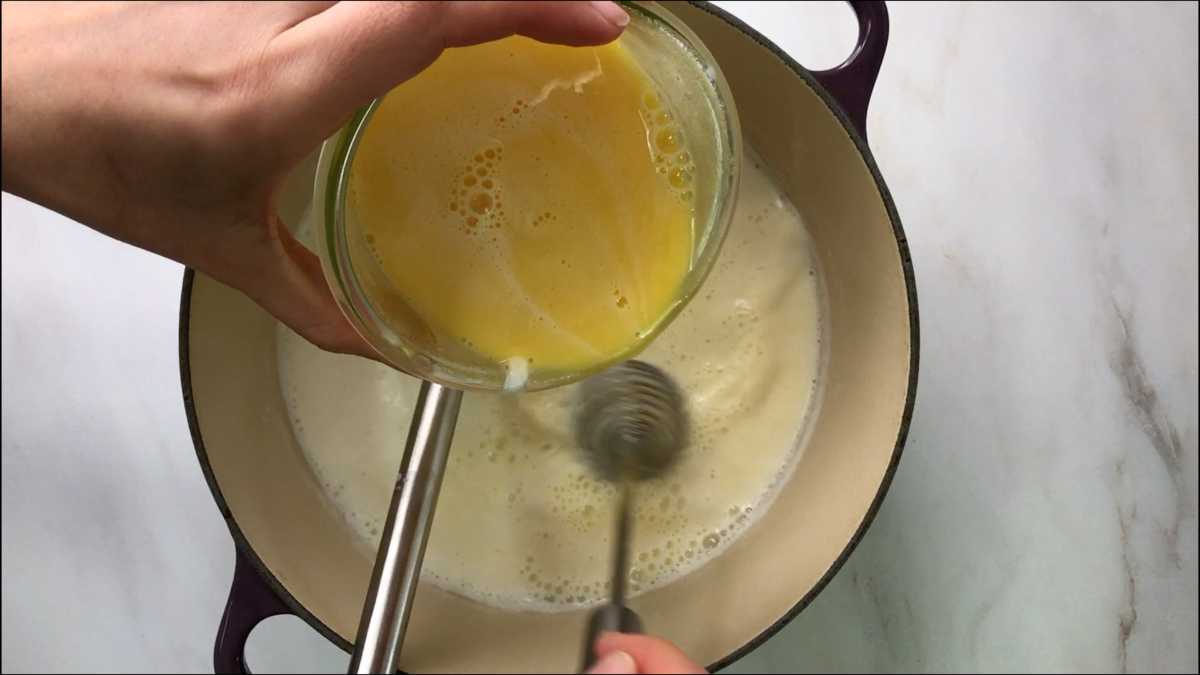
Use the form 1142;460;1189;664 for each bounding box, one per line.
349;37;697;378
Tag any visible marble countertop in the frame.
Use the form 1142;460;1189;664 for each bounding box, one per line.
2;2;1196;672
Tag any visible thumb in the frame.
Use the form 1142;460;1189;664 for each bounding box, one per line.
587;650;639;675
594;633;707;674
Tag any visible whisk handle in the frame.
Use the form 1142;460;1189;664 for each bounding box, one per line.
580;603;643;672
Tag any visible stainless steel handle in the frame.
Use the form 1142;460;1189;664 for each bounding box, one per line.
349;380;463;674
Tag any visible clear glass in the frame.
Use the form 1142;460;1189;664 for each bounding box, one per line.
314;1;741;391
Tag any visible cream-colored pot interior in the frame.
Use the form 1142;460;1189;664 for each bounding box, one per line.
183;3;916;672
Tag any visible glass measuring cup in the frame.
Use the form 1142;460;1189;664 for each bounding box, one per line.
313;1;741;392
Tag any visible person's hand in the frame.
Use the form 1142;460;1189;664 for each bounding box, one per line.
1;1;628;357
587;632;707;674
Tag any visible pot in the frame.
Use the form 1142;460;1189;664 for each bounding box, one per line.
180;1;917;672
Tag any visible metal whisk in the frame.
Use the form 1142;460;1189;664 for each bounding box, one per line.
574;360;688;672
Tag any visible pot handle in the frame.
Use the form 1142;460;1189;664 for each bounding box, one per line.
809;1;889;141
213;548;294;674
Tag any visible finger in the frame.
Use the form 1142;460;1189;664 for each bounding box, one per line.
594;633;707;675
238;214;381;361
301;1;628;55
431;0;629;48
268;1;627;138
272;1;338;30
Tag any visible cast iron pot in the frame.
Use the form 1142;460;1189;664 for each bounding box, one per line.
180;1;917;672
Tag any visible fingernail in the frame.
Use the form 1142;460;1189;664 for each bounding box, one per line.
590;1;631;28
587;650;637;674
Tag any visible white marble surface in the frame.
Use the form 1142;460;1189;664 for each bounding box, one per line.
2;2;1196;673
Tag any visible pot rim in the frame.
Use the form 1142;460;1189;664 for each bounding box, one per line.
178;2;919;670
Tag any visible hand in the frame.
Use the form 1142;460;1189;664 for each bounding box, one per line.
587;632;707;674
1;1;628;358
